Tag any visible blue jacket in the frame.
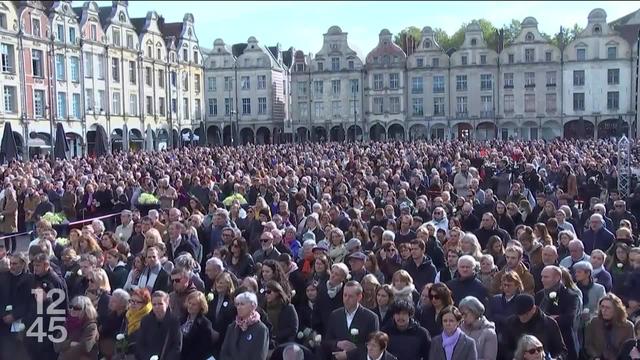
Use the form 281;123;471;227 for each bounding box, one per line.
446;274;489;306
582;227;614;254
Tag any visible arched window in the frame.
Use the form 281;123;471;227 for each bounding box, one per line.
525;32;534;41
423;39;431;48
593;25;601;34
119;12;125;22
471;38;477;46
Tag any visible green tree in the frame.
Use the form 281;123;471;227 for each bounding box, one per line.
550;23;584;48
502;19;522;46
393;26;422;55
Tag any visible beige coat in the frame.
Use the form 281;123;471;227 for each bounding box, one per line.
0;195;18;233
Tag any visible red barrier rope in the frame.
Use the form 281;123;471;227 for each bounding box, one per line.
0;211;122;240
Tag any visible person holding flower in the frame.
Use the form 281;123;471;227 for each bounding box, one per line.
534;265;580;360
206;271;237;359
180;291;216;360
99;289;129;359
220;291;269;360
322;280;379;360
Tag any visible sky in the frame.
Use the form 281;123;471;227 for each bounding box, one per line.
96;1;639;57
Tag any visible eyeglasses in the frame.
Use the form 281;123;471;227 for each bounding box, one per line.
171;278;182;283
264;289;272;294
428;293;440;300
525;347;544;355
128;299;145;305
261;239;270;243
71;305;83;311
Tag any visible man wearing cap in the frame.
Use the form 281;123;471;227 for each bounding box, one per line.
348;252;369;283
535;265;580;360
315;263;349;334
345;238;362;257
500;294;566;360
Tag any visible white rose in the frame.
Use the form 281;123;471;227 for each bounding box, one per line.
303;327;312;337
223;301;228;307
291;289;296;297
150;356;159;360
314;334;322;343
582;308;590;314
5;305;12;312
549;291;557;300
297;331;304;339
617;263;623;268
116;333;125;341
350;328;359;336
206;293;214;302
77;269;83;276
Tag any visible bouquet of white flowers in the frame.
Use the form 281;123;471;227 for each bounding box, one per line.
41;212;67;225
137;193;160;205
296;327;322;348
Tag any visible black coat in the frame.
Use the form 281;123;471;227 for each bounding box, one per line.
268;302;299;346
446;275;489;306
415;305;442;337
136;310;183;360
0;271;33;328
226;253;256;279
314;281;345;334
181;314;216;360
347;350;398;360
485;293;519;341
382;319;431;360
402;256;437;293
501;308;567;360
372;306;394;330
167;238;196;262
296;301;321;333
206;292;237;358
535;286;580;360
322;305;380;360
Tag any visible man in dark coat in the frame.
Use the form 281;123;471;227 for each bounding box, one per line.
166;222;196;262
315;263;349;334
446;255;489;306
534;265;580;360
136;291;182;360
24;253;68;360
582;213;615;254
402;239;437;293
500;294;567;360
382;300;431;360
474;212;511;249
321;281;379;360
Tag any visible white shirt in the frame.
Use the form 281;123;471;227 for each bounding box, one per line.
345;304;359;329
138;265;161;291
367;353;384;360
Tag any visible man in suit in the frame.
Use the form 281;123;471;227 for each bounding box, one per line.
322;280;379;360
166;221;196;262
535;265;580;360
138;246;171;293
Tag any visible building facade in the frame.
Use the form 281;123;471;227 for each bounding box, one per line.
1;3;639;158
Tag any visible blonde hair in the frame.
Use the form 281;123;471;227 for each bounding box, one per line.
89;268;111;292
392;269;414;287
186;291;208;315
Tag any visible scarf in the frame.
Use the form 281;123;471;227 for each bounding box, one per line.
301;255;314;277
235;310;261;331
392;284;415;303
65;314;84;335
592;266;604;277
126;302;152;335
441;327;462;360
266;299;283;336
326;280;343;299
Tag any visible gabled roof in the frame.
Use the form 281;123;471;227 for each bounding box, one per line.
98;6;112;26
610;8;640;26
130;17;146;34
158;16;182;39
282;47;294;67
614;24;640;48
232;43;248;57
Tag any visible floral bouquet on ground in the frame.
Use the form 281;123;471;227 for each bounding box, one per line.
41;212;68;225
296;327;322;348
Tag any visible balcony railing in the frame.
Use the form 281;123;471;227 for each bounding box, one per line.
480;111;494;118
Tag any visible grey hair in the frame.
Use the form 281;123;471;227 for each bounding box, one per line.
206;256;224;271
573;260;593;273
459;296;486;317
70;295;98;321
234;291;258;308
382;230;396;241
514;334;544;360
175;253;200;273
458;255;478;268
283;343;305;360
111;288;131;306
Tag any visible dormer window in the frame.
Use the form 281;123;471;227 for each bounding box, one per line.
461;55;468;65
188;28;192;36
119;12;125;22
383;41;388;45
525;32;534;41
423;39;431;48
471;38;477;46
593;25;601;34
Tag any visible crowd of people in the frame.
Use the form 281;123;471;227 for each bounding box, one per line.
0;138;640;360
